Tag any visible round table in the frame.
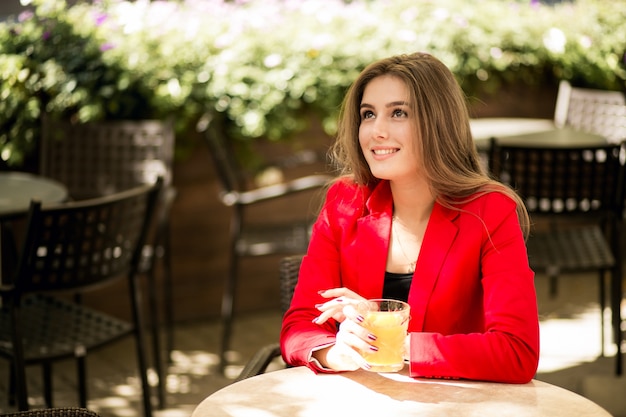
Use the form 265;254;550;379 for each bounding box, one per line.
470;117;556;141
0;171;68;218
0;171;68;282
192;366;611;417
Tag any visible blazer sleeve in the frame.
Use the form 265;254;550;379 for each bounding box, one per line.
408;192;539;383
279;179;360;372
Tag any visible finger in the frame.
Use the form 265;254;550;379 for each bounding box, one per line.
341;304;364;323
313;308;342;325
338;319;375;351
333;334;372;370
315;296;347;312
318;288;365;301
314;297;359;324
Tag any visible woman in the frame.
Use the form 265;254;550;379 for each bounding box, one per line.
280;52;539;383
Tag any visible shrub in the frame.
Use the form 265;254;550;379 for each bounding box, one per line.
1;0;624;167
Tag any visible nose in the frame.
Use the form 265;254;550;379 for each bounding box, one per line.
372;117;389;140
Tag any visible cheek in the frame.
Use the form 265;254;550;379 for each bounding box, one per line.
358;126;368;149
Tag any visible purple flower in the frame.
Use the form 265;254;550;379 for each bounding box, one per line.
42;31;51;40
100;42;115;51
18;11;34;22
94;12;108;26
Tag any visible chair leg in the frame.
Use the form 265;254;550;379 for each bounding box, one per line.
42;362;53;407
599;270;606;357
76;354;87;408
13;359;28;411
163;232;175;365
220;209;242;374
10;310;29;411
611;265;623;375
546;265;559;298
219;251;239;374
148;262;166;409
8;363;16;406
129;273;154;417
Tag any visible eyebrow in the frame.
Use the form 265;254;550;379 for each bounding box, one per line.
360;101;410;109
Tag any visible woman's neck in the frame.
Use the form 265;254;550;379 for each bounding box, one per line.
389;178;435;227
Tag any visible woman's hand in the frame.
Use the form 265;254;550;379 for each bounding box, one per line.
313;288;366;324
311;288;377;371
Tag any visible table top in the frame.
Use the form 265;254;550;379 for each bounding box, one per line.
192;366;611;417
490;127;609;148
470;118;609;151
470;117;556;142
0;171;68;218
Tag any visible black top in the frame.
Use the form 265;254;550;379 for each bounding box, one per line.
382;271;413;302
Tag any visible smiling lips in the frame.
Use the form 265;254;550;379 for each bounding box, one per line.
372;148;399;155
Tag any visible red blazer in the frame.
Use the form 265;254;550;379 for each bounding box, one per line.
280;178;540;383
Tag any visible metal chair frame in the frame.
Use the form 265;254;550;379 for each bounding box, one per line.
489;139;626;375
0;408;101;417
234;254;303;382
39;116;176;406
197;114;331;373
0;181;162;416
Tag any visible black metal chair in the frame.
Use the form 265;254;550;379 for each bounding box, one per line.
39;116;176;406
196;113;331;374
489;139;626;375
0;408;100;417
0;180;161;415
234;254;303;382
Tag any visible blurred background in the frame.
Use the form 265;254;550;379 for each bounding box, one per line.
0;1;625;416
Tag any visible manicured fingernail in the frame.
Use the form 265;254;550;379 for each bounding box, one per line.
315;303;323;309
363;363;372;370
312;317;319;323
369;345;379;352
356;315;364;323
317;290;325;295
367;333;377;341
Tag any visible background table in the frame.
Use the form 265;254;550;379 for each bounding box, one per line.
487;127;609;148
0;171;68;218
470;117;556;148
0;171;68;282
192;366;612;417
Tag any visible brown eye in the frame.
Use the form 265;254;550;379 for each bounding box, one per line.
392;109;407;118
361;110;375;120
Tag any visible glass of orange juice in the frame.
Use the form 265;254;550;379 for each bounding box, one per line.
356;299;410;372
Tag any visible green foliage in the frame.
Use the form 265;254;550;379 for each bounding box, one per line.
1;0;625;167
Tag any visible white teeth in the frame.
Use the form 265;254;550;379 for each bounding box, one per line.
373;149;397;155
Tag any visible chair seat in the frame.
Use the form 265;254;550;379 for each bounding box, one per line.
527;225;615;272
0;294;133;362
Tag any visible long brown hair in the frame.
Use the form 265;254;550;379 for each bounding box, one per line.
330;52;530;237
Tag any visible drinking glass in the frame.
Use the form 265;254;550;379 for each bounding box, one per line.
356;298;410;372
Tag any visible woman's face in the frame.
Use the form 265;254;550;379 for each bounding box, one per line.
358;75;421;183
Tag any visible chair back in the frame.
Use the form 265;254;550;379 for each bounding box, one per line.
278;255;303;314
40;117;174;200
489;140;626;218
197;114;249;199
554;80;626;143
10;180;161;295
0;408;101;417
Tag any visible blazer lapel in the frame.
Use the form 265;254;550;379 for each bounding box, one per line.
407;202;459;331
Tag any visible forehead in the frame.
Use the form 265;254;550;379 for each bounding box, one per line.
361;75;409;103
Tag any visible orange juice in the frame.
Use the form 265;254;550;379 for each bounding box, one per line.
358;299;410;372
